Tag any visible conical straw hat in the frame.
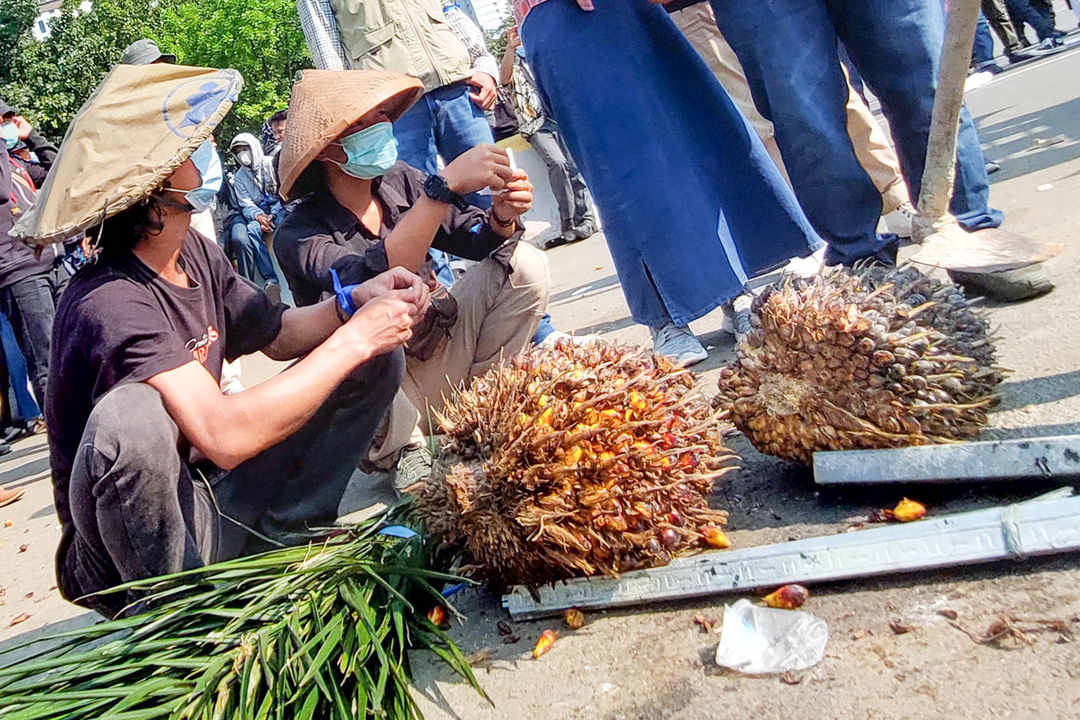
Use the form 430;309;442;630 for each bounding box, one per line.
12;63;242;246
278;69;424;200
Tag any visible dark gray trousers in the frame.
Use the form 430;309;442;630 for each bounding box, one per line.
528;120;595;234
59;349;404;616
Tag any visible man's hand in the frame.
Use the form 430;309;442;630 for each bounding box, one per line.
492;169;533;221
256;214;275;233
13;116;32;141
507;26;522;51
467;72;498;110
350;267;430;318
441;144;514;195
341;292;419;357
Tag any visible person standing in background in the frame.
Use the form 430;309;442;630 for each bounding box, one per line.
499;25;596;249
0;101;64;419
515;0;823;367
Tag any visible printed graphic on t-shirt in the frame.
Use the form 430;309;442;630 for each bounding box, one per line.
186;324;220;364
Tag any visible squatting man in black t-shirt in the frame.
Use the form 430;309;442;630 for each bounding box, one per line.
274;69;551;495
41;71;432;617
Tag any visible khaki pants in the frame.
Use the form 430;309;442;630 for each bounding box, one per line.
670;2;791;185
367;242;551;465
843;68;911;216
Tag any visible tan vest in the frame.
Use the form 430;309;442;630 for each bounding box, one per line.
329;0;474;91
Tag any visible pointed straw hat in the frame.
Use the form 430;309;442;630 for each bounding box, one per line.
12;64;242;246
278;69;424;200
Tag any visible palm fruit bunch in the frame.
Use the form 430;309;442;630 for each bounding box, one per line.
411;341;737;588
716;265;1003;464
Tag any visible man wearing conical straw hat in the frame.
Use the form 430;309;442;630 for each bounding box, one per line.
275;69;550;494
14;63;429;617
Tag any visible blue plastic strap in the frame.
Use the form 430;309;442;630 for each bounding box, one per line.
330;268;360;317
378;525;418;539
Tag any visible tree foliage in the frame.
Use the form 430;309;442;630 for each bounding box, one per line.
0;0;311;144
483;13;515;64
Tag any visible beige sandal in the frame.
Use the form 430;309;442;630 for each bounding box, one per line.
0;486;25;508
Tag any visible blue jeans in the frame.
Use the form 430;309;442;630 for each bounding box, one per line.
1004;0;1055;40
0;311;39;420
973;13;997;66
394;82;496;287
229;219;278;285
711;0;1004;265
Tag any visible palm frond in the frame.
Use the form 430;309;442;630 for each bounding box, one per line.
0;516;487;720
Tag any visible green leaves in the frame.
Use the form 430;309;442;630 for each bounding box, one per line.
0;519;484;720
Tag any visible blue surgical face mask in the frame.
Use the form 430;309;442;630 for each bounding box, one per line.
163;140;223;212
331;122;398;179
2;122;18;150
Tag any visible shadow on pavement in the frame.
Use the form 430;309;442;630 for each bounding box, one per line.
977;97;1080;182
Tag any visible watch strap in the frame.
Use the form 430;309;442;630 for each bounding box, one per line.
424;174;470;211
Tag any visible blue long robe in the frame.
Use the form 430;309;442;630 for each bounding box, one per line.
522;0;823;328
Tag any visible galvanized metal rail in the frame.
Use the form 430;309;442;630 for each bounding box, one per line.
503;488;1080;620
813;434;1080;485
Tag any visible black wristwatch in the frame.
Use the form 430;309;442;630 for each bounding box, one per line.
423;174;470;211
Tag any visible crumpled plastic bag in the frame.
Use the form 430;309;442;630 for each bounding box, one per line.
714;598;828;674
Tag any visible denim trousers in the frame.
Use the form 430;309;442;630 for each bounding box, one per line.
60;350;403;617
394;82;496;288
229;219;278;286
973;13;996;66
711;0;1004;265
0;267;68;406
0;310;39;420
1004;0;1056;40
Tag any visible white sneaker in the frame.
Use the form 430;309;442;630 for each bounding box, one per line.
650;323;708;368
883;201;918;239
538;330;600;348
784;247;826;278
964;70;994;92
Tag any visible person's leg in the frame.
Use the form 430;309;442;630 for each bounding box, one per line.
0;274;55;406
831;0;1004;231
0;310;39;421
1003;0;1055;39
62;383;214;615
555;130;596;228
403;243;550;431
229;220;258;282
529;123;578;234
843;69;911;216
210;349;404;551
249;223;279;285
973;13;998;67
672;1;791;184
710;0;886;264
983;0;1022;52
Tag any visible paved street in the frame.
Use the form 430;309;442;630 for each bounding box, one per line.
3;43;1080;720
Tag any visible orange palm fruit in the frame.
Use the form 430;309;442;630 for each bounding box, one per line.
762;584;809;609
426;605;448;627
891;498;926;522
533;629;558;658
563;609;586;630
702;525;731;549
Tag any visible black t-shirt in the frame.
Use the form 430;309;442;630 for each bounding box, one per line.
275;162;516;307
46;229;285;531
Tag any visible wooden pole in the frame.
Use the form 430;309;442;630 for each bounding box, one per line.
912;0;982;240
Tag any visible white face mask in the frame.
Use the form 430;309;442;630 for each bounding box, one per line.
235;147;253;167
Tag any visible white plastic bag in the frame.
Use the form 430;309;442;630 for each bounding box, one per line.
714;599;828;674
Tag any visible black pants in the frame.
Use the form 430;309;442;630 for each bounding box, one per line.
59;349;404;617
0;267;68;408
